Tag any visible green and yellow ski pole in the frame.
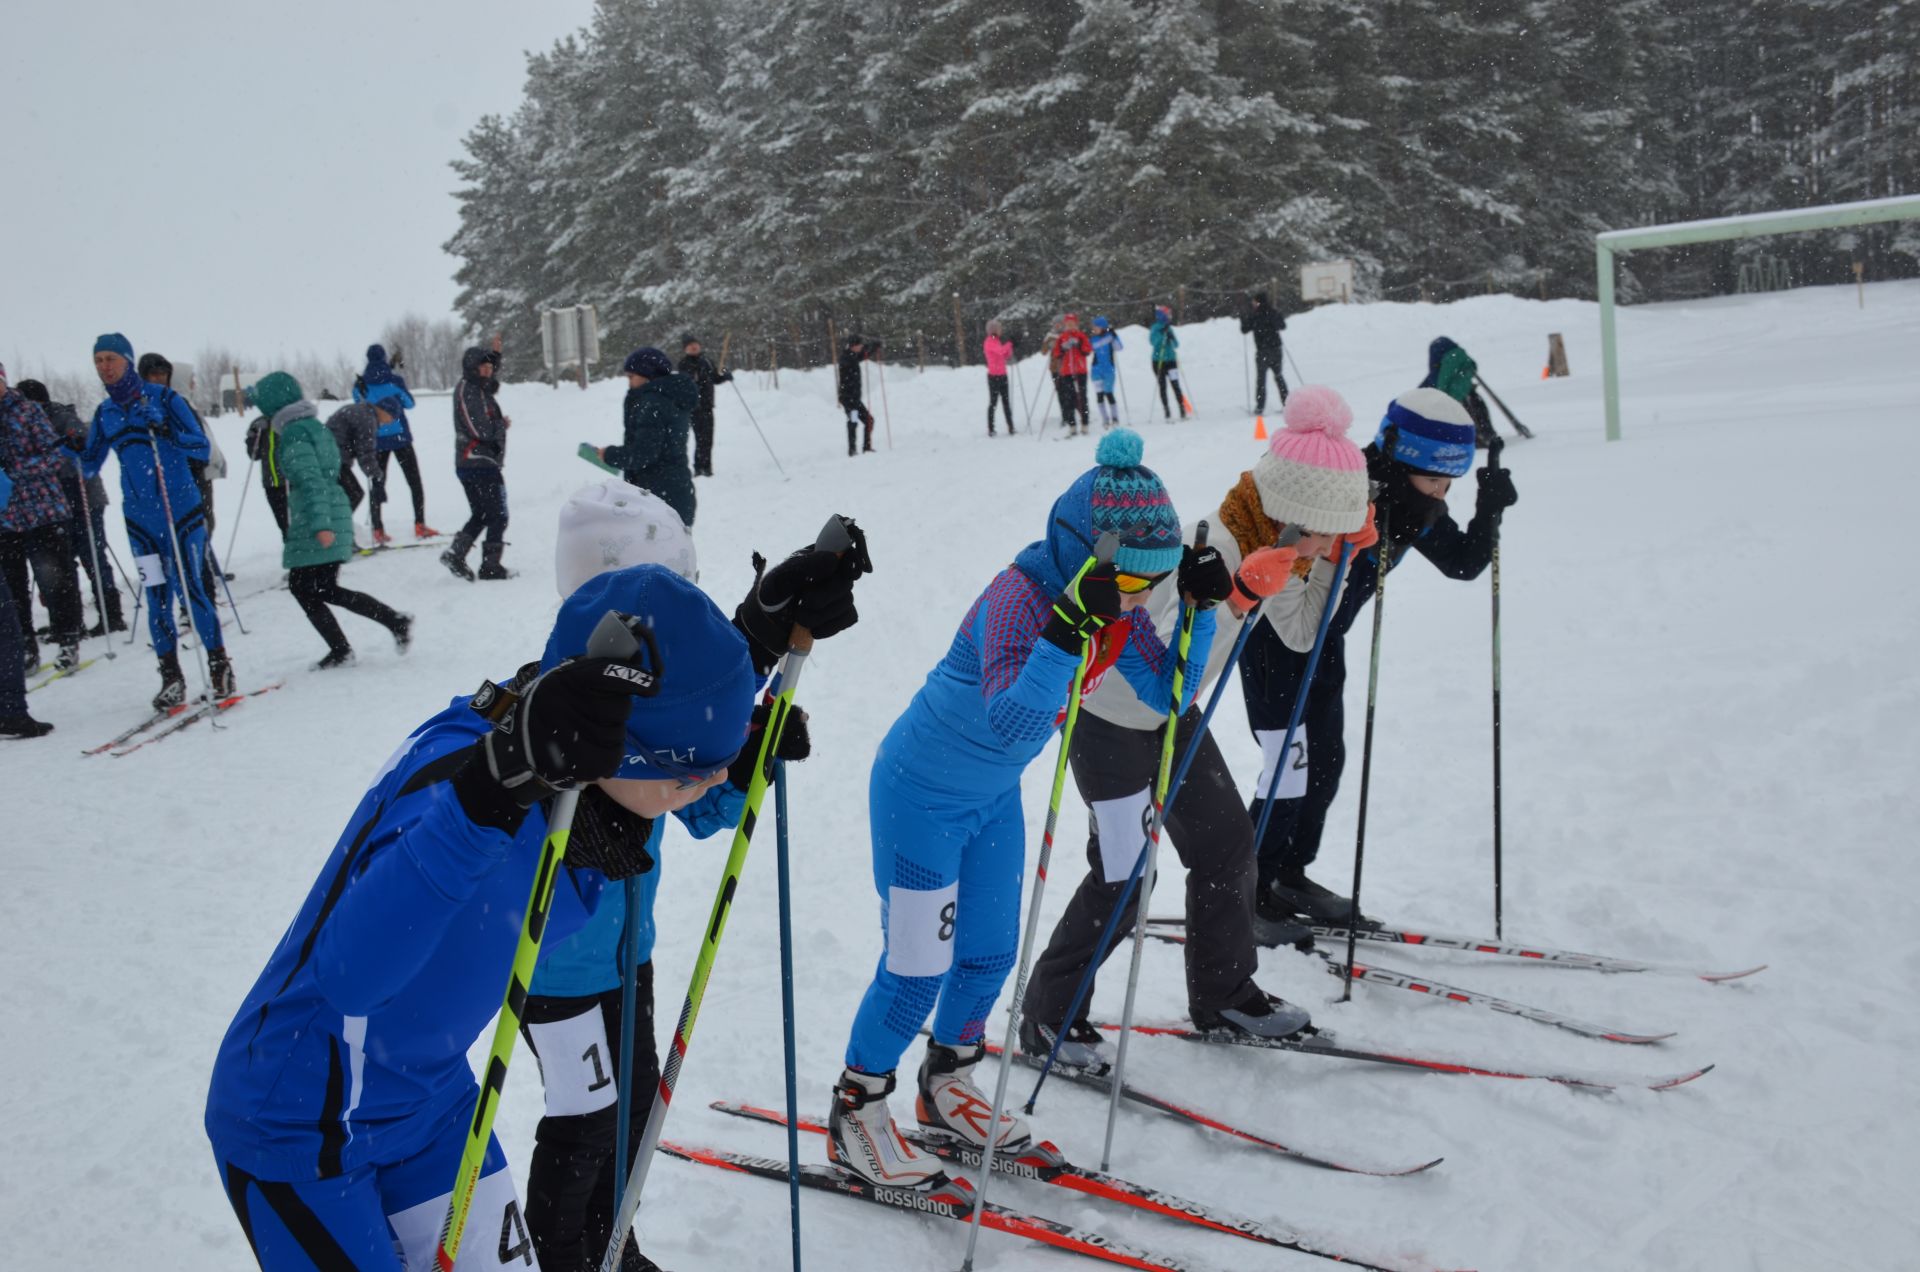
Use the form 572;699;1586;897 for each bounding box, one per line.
600;514;862;1271
436;610;654;1272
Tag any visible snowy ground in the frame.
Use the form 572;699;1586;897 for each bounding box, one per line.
5;281;1918;1270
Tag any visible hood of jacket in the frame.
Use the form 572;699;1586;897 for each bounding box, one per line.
461;346;499;383
1011;466;1105;595
251;371;304;419
640;373;700;412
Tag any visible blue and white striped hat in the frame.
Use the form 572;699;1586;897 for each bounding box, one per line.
1372;388;1476;478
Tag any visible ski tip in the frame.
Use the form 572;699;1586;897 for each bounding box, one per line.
1651;1064;1714;1091
1602;1032;1680;1045
1700;965;1767;982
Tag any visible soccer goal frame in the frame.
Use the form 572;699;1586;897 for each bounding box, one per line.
1597;193;1920;441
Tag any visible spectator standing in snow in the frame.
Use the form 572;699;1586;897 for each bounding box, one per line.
597;348;699;528
353;344;436;542
251;372;411;670
838;335;876;457
1241;388;1517;926
81;334;236;707
1149;305;1187;420
1088;316;1123;431
983;320;1015;436
1055;314;1093;437
677;335;732;478
443;346;512;581
1420;336;1499;448
15;378;123;635
0;361;85;674
1041;315;1071;433
1241;292;1288;413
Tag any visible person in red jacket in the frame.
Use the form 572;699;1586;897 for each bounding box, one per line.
1054;314;1093;437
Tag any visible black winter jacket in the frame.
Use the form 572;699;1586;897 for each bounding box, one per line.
604;374;700;527
1240;302;1286;356
837;348;869;407
453;347;506;470
677;353;732;413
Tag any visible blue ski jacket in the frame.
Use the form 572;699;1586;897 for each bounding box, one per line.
353;380;417;452
1090;332;1123;389
205;693;612;1181
81;382;209;532
530;782;746;999
877;467;1212;801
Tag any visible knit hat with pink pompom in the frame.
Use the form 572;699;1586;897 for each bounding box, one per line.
1251;386;1369;534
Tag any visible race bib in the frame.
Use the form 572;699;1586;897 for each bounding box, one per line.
527;1008;619;1117
885;880;960;977
1090;787;1155;885
388;1166;536;1270
135;553;166;589
1253;725;1310;800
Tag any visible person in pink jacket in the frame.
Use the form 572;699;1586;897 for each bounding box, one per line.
983;320;1016;437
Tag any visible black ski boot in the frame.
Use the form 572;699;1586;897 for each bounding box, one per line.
1249;909;1316;950
314;647;356;671
0;713;54;739
1191;984;1312;1040
476;541;514;581
1017;1014;1110;1074
153;652;187;711
441;532;476;581
207;647;237;698
1265;869;1362;924
391;615;414;654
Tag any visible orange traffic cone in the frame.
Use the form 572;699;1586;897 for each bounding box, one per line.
1253;414;1267;440
1541;365;1551;380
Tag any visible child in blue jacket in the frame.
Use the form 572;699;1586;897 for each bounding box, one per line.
825;429;1234;1190
1088;316;1123;430
207;531;862;1271
353;344;435;543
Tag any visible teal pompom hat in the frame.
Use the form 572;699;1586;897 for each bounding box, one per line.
1089;429;1184;575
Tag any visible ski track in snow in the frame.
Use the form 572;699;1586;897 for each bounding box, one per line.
4;282;1918;1270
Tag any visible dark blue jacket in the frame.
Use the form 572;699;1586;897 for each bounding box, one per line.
81;382;209;534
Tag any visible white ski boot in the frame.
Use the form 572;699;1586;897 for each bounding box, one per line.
916;1040;1031;1152
827;1068;947;1190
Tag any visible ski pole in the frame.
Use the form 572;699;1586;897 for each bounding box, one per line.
727;379;789;479
613;874;642;1209
960;533;1116;1272
601;512;862;1270
1488;440;1506;938
1342;507;1393;1001
204;541;248;635
1249;544;1357;864
774;758;803;1272
1242;331;1251;414
876;357;894;450
1116;360;1134;426
1032;376;1057;442
435;610;655;1271
1027;525;1304;1111
1016;356;1043;432
73;459;117;660
1474;376;1535;439
1285;344;1308;388
225;452;256;567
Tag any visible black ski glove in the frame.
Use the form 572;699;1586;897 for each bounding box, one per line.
734;520;873;674
455;645;662;831
1041;561;1122;654
1178;542;1234;609
727;701;812;793
566;785;657;880
1476;461;1517;513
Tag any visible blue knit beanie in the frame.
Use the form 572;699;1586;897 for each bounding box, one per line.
623;348;674;380
1090;430;1183;575
94;332;135;360
542;565;755;780
1373;388;1476;478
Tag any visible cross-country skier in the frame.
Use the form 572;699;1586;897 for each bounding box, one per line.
352;344;436;544
14;378;123;634
443;346;512;581
323;398;383;518
838;336;877;456
205;529;866;1271
251;372;412;671
596;349;699;529
1088;317;1122;430
80;333;237;706
982;320;1015;436
520;481;819;1271
1241;292;1288;413
676;335;731;478
1054;314;1093;436
1149;305;1186;420
1020;387;1374;1071
826;428;1229;1190
0;361;85;674
1242;387;1517;924
1420;336;1499;448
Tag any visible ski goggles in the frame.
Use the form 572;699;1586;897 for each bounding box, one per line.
1113;569;1171;595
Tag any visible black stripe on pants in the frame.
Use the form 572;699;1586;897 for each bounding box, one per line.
221;1162;361;1272
288;562;404;656
1024;709;1258;1027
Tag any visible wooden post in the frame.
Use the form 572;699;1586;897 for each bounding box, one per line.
1854;260;1866;309
827;317;838;367
1177;285;1187;323
232;367;243;414
1546;333;1570;378
718;331;732;373
769;339;778;390
917;330;925;374
951;294;966;367
574;309;589;390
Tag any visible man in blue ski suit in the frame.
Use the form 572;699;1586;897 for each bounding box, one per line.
80;332;234;708
824;428;1236;1192
206;539;864;1272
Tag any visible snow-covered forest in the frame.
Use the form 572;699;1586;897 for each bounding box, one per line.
446;0;1920;372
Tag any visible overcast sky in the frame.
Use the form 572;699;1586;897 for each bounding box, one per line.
5;0;596;380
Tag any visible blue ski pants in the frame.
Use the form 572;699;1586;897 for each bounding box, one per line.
127;514;223;656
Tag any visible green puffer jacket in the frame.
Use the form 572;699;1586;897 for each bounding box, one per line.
253;371;353;569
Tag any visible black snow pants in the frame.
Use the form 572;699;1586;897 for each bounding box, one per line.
1237;614;1350;890
986;374;1013;433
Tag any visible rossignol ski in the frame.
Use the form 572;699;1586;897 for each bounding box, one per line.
109;682;287;757
1315;952;1676;1044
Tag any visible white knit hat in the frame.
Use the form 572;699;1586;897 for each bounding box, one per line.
1250;386;1369;534
555;480;698;598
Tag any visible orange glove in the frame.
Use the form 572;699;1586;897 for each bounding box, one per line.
1227;545;1299;615
1331;504;1379;558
